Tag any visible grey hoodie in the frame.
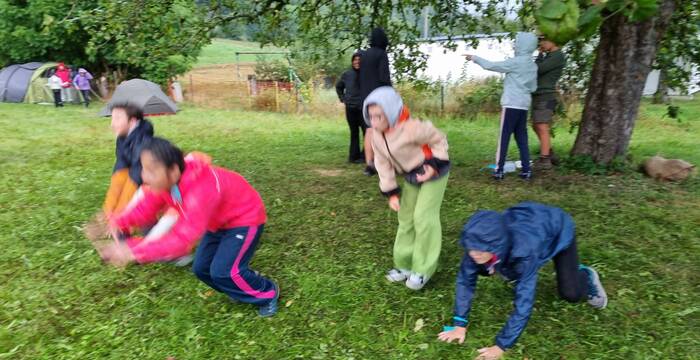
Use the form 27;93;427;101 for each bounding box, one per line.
472;32;538;110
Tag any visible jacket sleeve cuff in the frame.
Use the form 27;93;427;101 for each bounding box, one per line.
381;187;401;197
495;337;512;350
452;316;468;328
425;158;451;176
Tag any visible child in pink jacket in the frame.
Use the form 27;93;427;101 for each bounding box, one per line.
98;137;279;317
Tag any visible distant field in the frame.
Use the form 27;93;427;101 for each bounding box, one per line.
195;38;287;67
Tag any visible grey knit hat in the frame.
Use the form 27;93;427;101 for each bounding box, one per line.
362;86;403;127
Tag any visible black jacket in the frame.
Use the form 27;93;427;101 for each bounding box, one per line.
113;119;154;185
359;28;392;102
336;68;362;108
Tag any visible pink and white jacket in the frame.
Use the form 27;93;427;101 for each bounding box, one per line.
113;157;267;263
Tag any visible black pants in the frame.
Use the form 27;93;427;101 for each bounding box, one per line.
553;237;589;302
80;89;90;107
52;90;63;107
496;107;530;172
345;106;367;161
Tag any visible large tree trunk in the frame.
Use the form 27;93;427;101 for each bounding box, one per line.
571;0;676;164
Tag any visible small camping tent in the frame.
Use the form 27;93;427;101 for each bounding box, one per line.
0;62;44;102
99;79;178;116
0;62;98;104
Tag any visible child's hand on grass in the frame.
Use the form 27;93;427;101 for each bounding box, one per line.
475;345;504;360
96;242;134;268
84;212;110;242
388;195;400;212
416;165;436;183
437;326;466;344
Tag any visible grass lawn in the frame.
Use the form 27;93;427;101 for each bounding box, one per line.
195;39;287;67
0;100;698;359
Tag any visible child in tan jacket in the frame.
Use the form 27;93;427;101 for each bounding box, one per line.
363;86;450;290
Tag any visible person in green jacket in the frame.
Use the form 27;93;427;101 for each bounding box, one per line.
532;36;566;171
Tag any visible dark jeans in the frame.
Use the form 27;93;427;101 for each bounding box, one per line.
52;90;63;107
192;225;277;306
345;106;367;161
553;237;589;302
496;107;530;172
80;89;90;107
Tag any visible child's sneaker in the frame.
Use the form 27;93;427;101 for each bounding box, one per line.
492;170;505;181
172;254;194;267
580;265;608;309
385;268;410;282
518;170;533;180
405;273;429;290
258;283;279;317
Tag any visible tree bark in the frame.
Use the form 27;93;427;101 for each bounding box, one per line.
571;0;677;164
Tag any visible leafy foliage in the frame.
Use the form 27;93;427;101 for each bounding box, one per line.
0;0;211;85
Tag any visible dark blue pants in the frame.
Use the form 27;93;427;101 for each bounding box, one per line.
496;107;531;172
192;225;277;306
80;90;90;107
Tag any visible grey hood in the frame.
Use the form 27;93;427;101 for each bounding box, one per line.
362;86;402;127
514;32;538;56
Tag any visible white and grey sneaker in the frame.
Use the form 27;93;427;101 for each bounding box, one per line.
405;273;429;290
385;268;410;283
172;254;194;267
581;265;608;309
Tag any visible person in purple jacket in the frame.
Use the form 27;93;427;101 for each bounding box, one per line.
73;68;94;107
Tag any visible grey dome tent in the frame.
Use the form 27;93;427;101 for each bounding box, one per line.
0;62;97;104
99;79;178;116
0;62;44;102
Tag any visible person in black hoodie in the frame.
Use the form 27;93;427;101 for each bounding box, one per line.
103;102;154;216
359;27;392;176
336;52;366;163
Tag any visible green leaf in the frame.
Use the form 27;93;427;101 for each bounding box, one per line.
629;0;658;21
538;0;571;20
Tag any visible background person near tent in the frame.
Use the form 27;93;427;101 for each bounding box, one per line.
359;27;393;177
437;202;607;360
47;71;63;107
55;62;72;103
531;35;567;171
96;137;280;317
364;86;450;291
464;32;538;181
73;68;93;107
336;52;366;163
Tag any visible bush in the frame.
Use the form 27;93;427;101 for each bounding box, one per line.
255;57;289;81
456;77;503;119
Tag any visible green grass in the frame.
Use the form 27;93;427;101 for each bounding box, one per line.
195;39;287;67
1;100;699;359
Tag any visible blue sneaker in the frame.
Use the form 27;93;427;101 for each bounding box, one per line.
580;265;608;309
518;170;533;180
258;283;279;318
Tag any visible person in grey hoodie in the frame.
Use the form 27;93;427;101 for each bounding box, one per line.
465;32;538;180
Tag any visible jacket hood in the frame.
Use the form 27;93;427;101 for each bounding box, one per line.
362;86;403;127
124;119;154;142
351;51;361;71
514;32;538;56
369;28;389;50
460;210;511;258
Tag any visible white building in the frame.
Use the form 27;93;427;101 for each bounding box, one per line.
417;34;698;97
